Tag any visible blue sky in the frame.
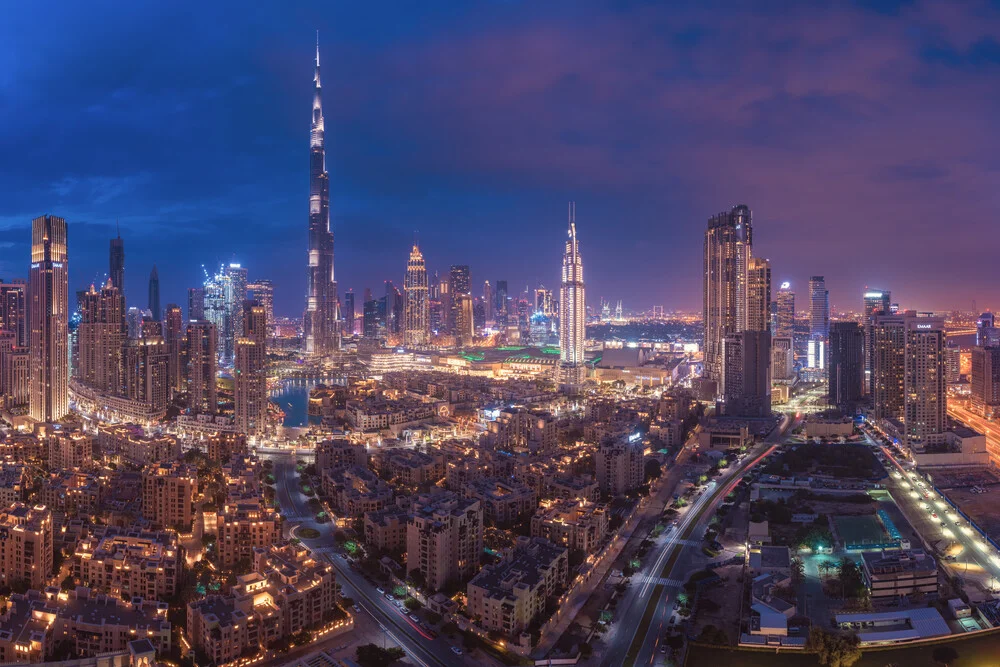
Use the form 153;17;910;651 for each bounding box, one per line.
2;1;1000;316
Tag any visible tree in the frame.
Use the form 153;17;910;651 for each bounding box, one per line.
355;643;405;667
791;558;805;584
806;628;862;667
644;459;662;483
697;624;728;645
931;646;959;666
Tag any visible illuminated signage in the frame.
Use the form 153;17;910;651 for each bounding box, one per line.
864;292;885;298
780;282;791;289
30;263;39;269
628;432;641;443
916;324;932;329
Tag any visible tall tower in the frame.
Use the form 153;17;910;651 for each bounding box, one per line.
559;203;586;385
829;321;865;408
224;263;248;364
186;320;218;415
703;204;752;385
303;36;339;356
863;289;891;395
163;304;184;395
774;282;795;340
78;280;125;396
29;215;69;422
109;227;124;293
809;276;829;341
235;301;267;436
404;244;429;346
747;257;771;333
148;265;161;322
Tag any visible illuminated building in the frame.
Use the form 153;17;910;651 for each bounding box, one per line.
559;202;586;386
303;39;340;356
595;434;644;495
829;322;864;408
495;280;509;329
222;263;248;364
0;503;53;590
187;286;204;321
29;215;69;423
0;280;26;347
747;257;771;333
147;265;160;322
404;244;429;346
141;462;197;530
723;330;772;418
535;287;553;316
234;301;267;436
971;345;1000;418
703;204;752;386
530;499;609;555
873;312;945;451
109;228;125;293
463;477;537;527
808;276;829;341
216;493;281;567
407;492;483;591
246;279;273;331
385;280;403;335
945;342;960;384
773;282;794;340
163;304;184;395
123;336;169;412
467;536;568;638
362;298;381;339
483;280;494;327
78;280;125;396
449;265;471;335
47;429;94;471
863;289;891;395
75;526;182;599
125;307;144;340
771;336;794;381
456;294;474;346
364;506;409;554
807;337;826;370
342;290;355;336
977;312;1000;348
186;320;218;414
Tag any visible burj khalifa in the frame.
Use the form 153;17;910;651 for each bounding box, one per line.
304;36;339;355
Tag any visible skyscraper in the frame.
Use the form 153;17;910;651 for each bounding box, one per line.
747;257;771;333
495;280;508;329
723;330;771;417
774;282;795;340
29;215;69;423
449;265;471;335
0;280;27;347
404;244;429;346
303;38;339;356
148;265;161;322
123;335;169;411
863;289;891;395
109;229;124;293
483;281;494;327
342;291;355;336
971;345;1000;419
829;321;865;408
559;203;586;386
224;263;248;365
703;204;752;385
808;276;829;341
78;280;125;396
163;304;184;395
247;280;274;332
187;287;204;322
456;295;474;347
235;302;267;436
977;313;999;348
384;280;403;335
186;320;218;414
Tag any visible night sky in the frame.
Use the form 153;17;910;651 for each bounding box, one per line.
2;1;999;316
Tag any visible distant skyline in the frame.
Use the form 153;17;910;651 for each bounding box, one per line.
3;1;1000;316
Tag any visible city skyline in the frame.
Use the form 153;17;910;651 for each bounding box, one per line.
4;3;1000;315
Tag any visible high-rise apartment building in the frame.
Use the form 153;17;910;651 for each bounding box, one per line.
808;276;829;341
109;230;125;293
246;280;273;331
29;215;69;423
342;291;355;336
404;244;429;346
559;203;586;386
142;462;197;531
163;304;184;395
977;313;1000;348
0;503;53;590
123;336;169;412
456;294;474;347
829;321;865;408
863;289;891;395
495;280;508;329
303;40;339;356
407;492;483;591
971;345;1000;419
186;321;218;414
747;257;771;333
234;302;267;436
483;281;494;327
771;336;794;381
384;280;403;335
0;280;27;347
147;265;160;322
723;330;772;418
595;435;644;495
223;263;248;364
449;265;471;336
703;204;752;385
187;287;204;321
774;282;794;340
78;280;125;396
872;312;945;451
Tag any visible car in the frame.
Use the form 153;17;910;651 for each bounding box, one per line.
353;604;361;613
385;593;395;601
659;644;668;654
410;614;420;622
450;646;463;655
376;587;385;595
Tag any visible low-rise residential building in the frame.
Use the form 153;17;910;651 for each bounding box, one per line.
595;436;644;495
74;526;183;599
0;503;53;590
530;499;609;554
407;492;483;591
0;464;27;507
52;587;171;657
316;438;367;471
141;462;196;530
206;432;247;464
96;423;180;467
861;549;938;604
364;506;409;555
467;536;568;638
488;408;559;454
463;478;537;527
216;493;282;567
40;471;104;518
372;448;446;487
46;429;94;471
321;466;393;517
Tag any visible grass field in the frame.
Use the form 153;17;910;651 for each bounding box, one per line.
686;628;1000;667
833;514;892;550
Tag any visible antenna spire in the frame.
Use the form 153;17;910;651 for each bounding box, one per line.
316;30;320;67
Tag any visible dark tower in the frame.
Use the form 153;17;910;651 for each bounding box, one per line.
148;265;161;322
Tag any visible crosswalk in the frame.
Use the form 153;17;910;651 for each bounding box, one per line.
632;574;685;588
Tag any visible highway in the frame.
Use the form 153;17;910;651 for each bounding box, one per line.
270;454;464;667
600;415;791;667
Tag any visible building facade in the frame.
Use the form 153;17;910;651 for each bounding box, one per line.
404;244;430;346
29;215;69;423
559;202;586;386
